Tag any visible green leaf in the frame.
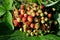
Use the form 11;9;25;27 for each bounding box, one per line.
57;31;60;36
3;11;14;30
2;0;13;10
0;5;6;17
37;0;42;5
27;0;37;3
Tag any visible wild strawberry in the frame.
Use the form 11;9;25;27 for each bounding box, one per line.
22;17;27;23
13;20;19;27
30;23;35;28
14;9;19;14
30;32;34;36
38;9;42;13
35;23;40;30
19;28;22;31
20;10;25;14
36;12;40;16
23;24;27;32
24;14;28;18
47;13;52;18
41;17;44;20
16;17;21;22
34;17;39;22
31;12;35;17
26;7;30;11
27;16;33;22
41;20;45;24
40;13;44;17
27;30;31;33
54;21;58;25
40;4;45;9
34;32;38;36
33;7;37;11
33;3;38;7
27;11;31;15
20;14;24;19
20;5;24;9
44;11;48;15
52;8;56;11
45;17;48;22
25;22;31;27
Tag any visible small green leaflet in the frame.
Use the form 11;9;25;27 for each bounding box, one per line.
0;5;6;17
2;0;13;10
3;11;14;30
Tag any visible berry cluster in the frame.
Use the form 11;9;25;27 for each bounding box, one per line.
13;3;57;36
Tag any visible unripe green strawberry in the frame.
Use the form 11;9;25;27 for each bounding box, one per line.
41;20;45;24
38;10;42;13
26;33;29;36
45;23;48;26
19;28;22;31
54;21;58;25
31;12;35;17
40;13;44;17
27;30;31;33
35;23;40;30
30;32;34;36
44;11;48;15
33;7;37;11
52;8;56;11
34;17;39;22
45;17;48;22
23;24;27;32
34;32;38;36
27;11;31;15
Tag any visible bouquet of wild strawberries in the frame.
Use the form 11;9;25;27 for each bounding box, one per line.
12;3;58;36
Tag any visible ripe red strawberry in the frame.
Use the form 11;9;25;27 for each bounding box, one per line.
47;13;52;18
40;4;45;9
22;17;27;23
13;20;19;27
20;5;24;9
20;14;24;19
20;10;25;14
30;23;35;28
27;16;33;22
24;14;28;18
25;22;31;27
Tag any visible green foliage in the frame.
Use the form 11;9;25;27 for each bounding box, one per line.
2;0;13;10
0;5;6;17
2;11;14;30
